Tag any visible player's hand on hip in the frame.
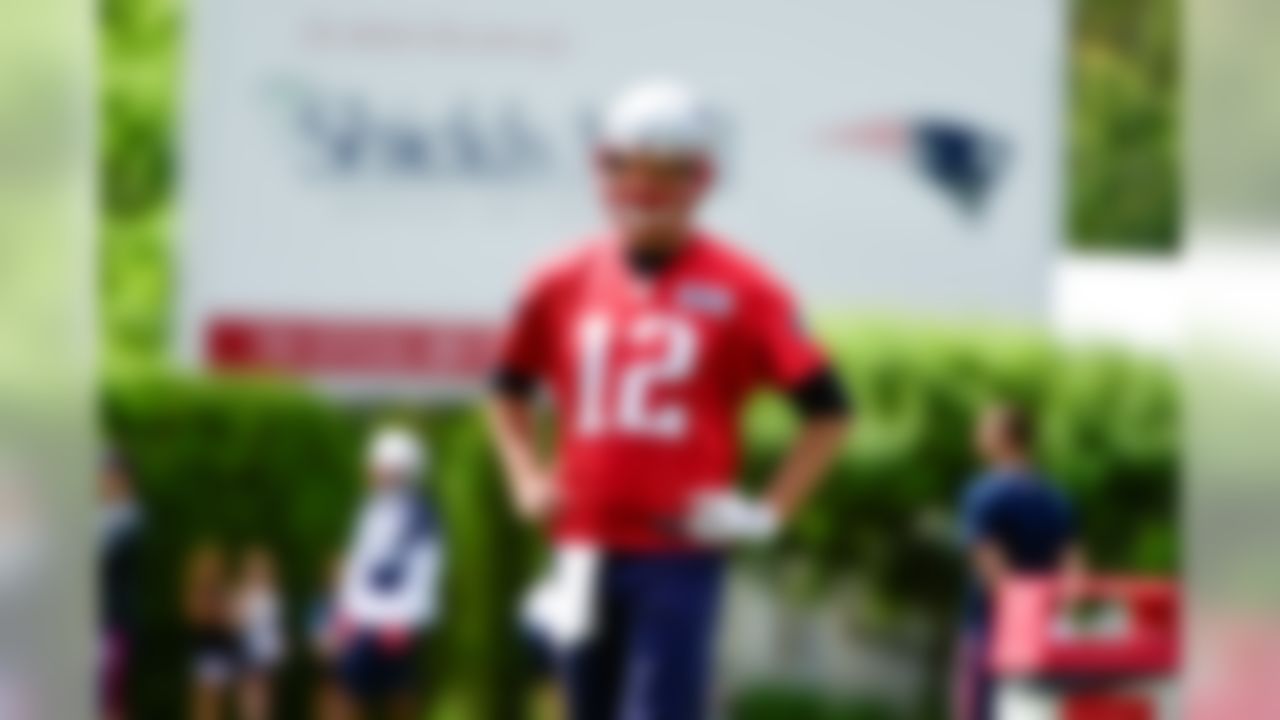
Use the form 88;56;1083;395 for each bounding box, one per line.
685;489;780;546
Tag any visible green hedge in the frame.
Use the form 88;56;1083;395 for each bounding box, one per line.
742;320;1176;718
104;378;532;720
103;322;1177;719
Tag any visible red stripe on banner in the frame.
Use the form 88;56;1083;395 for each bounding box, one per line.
205;315;501;379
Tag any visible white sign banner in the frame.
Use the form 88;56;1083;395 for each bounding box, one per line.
182;0;1065;387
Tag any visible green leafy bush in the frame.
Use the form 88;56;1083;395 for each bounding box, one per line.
1071;0;1180;250
104;322;1176;719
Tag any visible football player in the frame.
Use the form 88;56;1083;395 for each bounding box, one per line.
486;79;853;720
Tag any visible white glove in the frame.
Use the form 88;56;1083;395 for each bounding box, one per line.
685;490;780;546
520;543;602;651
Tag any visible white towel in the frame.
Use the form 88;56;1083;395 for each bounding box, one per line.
521;543;603;651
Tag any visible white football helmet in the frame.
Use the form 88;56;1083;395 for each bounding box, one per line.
599;78;718;158
366;425;427;483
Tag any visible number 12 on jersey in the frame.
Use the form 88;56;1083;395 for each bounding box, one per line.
574;312;700;440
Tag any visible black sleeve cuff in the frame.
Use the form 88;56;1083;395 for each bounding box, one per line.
788;365;853;419
491;365;538;399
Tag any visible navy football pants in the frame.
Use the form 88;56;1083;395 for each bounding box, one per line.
559;552;725;720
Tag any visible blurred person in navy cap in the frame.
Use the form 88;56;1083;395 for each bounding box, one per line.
488;79;852;720
99;449;143;720
954;403;1086;720
334;426;445;720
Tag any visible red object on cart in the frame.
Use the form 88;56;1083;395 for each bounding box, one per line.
991;577;1179;677
1063;693;1154;720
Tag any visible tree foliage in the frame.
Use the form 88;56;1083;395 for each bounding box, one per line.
1071;0;1180;250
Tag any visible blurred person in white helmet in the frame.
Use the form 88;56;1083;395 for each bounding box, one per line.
487;79;854;720
334;425;445;720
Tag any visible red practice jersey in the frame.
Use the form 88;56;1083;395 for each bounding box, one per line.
497;232;829;551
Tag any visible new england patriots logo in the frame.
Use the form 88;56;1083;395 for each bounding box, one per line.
826;117;1012;216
